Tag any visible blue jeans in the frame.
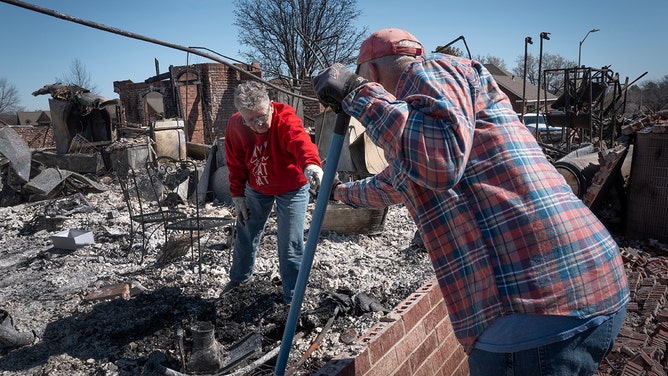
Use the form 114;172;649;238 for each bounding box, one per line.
468;306;626;376
230;183;309;303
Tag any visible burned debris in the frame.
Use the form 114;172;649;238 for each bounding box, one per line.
0;76;427;374
0;33;667;374
0;309;35;349
1;83;119;206
0;192;428;375
32;83;120;156
599;242;668;375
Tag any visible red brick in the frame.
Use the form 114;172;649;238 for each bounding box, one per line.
352;348;372;376
395;321;427;361
453;360;471;376
435;315;457;347
417;276;443;300
436;354;470;376
113;62;279;145
410;329;439;369
401;293;432;333
423;301;449;337
364;320;405;364
392;359;412;376
354;350;373;376
313;357;355;376
445;332;466;360
318;346;372;376
419;349;449;376
415;277;438;292
426;277;445;306
366;348;400;376
411;355;436;376
315;277;469;376
429;340;455;367
450;347;469;375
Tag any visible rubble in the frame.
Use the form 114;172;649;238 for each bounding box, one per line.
83;281;147;302
0;128;667;374
598;242;668;375
0;161;667;375
621;110;668;136
0;309;35;349
0;177;432;375
0;81;666;374
0;127;31;182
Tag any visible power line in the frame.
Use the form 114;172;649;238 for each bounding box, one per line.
1;0;318;102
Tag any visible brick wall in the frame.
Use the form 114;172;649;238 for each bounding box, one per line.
315;277;469;376
182;62;261;143
113;79;175;127
114;63;321;146
115;63;259;145
198;63;233;142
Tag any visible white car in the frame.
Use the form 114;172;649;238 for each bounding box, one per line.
519;112;561;142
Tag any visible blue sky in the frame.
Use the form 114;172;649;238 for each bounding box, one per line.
2;0;665;111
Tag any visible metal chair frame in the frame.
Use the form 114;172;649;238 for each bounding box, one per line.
116;159;187;263
154;156;234;278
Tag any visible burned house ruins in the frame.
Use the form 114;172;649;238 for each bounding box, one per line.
0;4;667;373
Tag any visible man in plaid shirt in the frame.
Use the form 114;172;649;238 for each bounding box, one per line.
313;28;629;375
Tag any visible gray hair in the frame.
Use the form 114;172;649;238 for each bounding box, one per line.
372;54;416;72
233;80;270;112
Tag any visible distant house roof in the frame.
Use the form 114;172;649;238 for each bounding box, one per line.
485;63;557;103
17;111;51;126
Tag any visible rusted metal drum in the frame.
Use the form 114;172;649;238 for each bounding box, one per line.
554;146;600;198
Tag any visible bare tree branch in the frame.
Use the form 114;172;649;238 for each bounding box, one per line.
233;0;366;89
0;77;22;113
640;75;668;113
56;58;99;94
511;53;577;95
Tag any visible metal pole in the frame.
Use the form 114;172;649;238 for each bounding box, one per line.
535;32;550;140
578;28;600;67
274;110;351;375
521;36;533;120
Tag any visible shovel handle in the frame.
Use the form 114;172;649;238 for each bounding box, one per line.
274;110;351;375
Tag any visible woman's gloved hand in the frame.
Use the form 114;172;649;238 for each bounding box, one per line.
304;164;324;191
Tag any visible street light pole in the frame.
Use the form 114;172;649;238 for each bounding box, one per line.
578;28;600;67
521;36;533;120
535;32;550;140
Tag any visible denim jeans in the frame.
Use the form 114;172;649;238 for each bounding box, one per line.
230;183;309;303
468;306;626;376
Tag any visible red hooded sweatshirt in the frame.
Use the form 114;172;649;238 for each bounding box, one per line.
225;101;321;197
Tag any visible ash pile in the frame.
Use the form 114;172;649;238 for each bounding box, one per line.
0;175;430;375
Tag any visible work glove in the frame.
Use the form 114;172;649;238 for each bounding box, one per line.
330;174;342;201
312;63;367;112
304;164;324;194
232;196;249;225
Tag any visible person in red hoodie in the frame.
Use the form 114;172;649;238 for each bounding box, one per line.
222;80;323;304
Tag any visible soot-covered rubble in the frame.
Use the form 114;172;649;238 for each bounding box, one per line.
2;136;668;375
0;172;434;376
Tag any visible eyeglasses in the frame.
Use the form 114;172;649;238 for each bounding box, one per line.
242;103;272;127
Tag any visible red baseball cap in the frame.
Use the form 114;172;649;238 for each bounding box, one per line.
357;28;424;65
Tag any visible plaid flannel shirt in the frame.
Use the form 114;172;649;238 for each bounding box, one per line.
338;53;629;353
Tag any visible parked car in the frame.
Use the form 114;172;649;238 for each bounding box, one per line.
518;112;562;142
